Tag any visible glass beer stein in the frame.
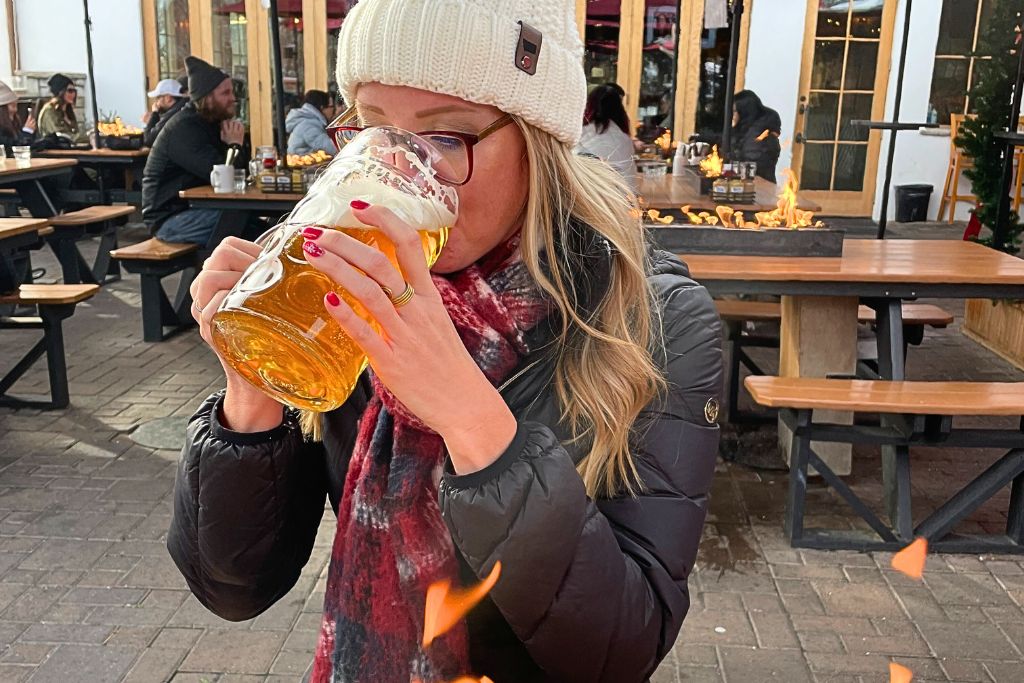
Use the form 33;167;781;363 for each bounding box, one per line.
210;127;459;412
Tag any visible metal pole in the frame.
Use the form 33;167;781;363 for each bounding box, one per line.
876;0;913;240
720;0;744;159
82;0;102;150
992;30;1024;253
268;0;288;161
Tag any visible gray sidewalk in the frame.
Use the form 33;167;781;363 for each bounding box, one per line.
0;221;1021;682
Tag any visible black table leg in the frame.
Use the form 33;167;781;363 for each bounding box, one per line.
11;178;60;218
867;298;914;539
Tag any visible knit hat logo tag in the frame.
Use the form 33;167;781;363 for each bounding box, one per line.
515;21;543;76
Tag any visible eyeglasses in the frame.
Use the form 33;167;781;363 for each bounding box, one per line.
66;88;77;94
326;106;514;186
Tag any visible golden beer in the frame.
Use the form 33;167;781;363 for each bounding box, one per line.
210;126;458;411
211;225;448;412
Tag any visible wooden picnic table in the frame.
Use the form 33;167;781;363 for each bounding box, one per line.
180;185;304;213
37;147;150;206
180;185;303;249
0;158;77;217
684;239;1024;474
637;173;823;213
0;217;50;292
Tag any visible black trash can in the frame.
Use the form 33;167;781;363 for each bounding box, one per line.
895;184;933;223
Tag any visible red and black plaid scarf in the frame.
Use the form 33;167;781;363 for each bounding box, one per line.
311;236;549;682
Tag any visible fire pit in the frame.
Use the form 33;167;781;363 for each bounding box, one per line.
646;171;844;257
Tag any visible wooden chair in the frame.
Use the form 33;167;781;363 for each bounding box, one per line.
45;205;136;285
110;238;200;342
938;114;977;223
715;300;954;424
0;283;100;409
745;376;1024;553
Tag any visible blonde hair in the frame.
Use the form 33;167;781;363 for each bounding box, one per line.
302;117;665;498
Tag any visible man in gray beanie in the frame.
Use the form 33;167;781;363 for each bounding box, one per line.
142;56;249;245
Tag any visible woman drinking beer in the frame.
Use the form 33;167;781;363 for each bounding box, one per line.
169;0;722;680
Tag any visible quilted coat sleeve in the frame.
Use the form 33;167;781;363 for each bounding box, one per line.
439;277;722;682
166;392;328;621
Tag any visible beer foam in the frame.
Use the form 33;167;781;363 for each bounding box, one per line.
286;146;457;231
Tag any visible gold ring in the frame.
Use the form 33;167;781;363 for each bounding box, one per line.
389;283;416;308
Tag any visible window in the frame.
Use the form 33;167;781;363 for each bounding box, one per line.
583;0;623;92
327;1;360;96
636;1;680;143
212;1;249;123
155;0;190;80
928;0;998;125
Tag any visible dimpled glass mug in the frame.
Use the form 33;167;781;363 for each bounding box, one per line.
210;127;459;412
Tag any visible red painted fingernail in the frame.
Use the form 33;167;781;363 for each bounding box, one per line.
301;226;323;240
325;291;341;307
350;199;370;210
302;241;324;258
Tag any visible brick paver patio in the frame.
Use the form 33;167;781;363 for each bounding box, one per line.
0;221;1021;682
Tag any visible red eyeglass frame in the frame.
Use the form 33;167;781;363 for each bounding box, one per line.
325;106;515;186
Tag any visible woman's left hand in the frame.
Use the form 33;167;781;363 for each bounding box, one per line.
301;201;518;473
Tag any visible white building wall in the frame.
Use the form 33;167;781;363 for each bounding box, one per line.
8;0;147;127
871;0;967;222
742;0;808;178
743;0;962;220
0;1;11;84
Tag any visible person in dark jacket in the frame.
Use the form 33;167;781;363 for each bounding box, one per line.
286;89;336;155
169;1;722;681
0;81;35;156
731;89;782;183
141;56;247;245
142;78;188;147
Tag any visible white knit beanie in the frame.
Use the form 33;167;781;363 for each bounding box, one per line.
335;0;587;145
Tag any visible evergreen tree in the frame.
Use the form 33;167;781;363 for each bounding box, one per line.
955;1;1023;254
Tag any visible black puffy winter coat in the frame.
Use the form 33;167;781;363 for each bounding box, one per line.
167;248;723;682
141;104;247;232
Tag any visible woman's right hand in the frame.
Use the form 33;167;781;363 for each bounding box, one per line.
190;236;285;432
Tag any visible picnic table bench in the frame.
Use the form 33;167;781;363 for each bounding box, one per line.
746;376;1024;554
0;283;100;409
110;239;199;342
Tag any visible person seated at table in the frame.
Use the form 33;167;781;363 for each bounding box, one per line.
142;78;189;147
577;83;637;191
0;81;35;156
142;56;250;246
36;74;88;144
286;89;336;156
731;89;781;184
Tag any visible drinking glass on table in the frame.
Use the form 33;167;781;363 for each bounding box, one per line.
234;169;247;193
12;146;31;168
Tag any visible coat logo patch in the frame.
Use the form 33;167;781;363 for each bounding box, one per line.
704;398;720;424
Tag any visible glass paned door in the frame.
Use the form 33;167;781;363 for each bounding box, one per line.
212;1;249;124
636;1;679;143
792;0;895;215
155;0;191;80
583;0;623;91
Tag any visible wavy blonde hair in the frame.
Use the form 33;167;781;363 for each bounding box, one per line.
302;117;665;498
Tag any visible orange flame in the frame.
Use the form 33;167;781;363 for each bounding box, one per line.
889;662;913;682
891;538;928;580
672;169;822;229
97;117;142;137
699;145;723;178
654;129;673;154
647;209;673;225
422;562;502;648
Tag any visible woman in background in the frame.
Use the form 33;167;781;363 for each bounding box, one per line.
577;83;637;191
37;73;87;143
731;89;781;183
0;81;35;156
